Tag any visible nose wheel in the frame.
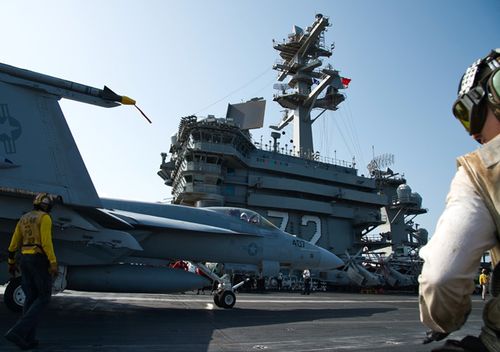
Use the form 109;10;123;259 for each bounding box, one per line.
192;262;240;309
213;290;236;309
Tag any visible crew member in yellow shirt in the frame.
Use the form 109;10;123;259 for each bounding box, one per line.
479;268;490;301
4;193;58;350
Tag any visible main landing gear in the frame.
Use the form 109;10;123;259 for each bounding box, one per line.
4;277;24;312
3;266;65;313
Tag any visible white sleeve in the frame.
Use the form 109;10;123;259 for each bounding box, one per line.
418;166;497;333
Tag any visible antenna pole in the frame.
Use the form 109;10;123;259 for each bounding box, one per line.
271;14;348;157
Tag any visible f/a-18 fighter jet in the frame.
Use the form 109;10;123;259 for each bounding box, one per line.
0;63;343;311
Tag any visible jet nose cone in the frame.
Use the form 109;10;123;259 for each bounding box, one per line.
318;247;344;269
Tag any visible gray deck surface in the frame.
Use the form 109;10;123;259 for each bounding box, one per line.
0;288;485;351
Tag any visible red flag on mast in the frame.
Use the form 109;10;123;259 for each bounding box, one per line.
341;77;351;88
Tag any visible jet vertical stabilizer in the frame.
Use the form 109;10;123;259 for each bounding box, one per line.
0;63;133;207
0;80;99;207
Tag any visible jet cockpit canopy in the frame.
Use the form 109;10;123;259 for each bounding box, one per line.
207;207;278;230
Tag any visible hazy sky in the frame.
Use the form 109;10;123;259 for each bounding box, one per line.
2;0;498;235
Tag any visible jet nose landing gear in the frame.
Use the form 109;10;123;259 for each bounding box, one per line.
213;290;236;309
213;275;248;308
193;262;249;309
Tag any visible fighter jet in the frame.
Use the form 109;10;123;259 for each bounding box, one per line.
0;62;343;311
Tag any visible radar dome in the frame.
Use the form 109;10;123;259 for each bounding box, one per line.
397;184;412;203
411;192;423;208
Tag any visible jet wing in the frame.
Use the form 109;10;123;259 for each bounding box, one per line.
52;227;143;251
51;227;143;266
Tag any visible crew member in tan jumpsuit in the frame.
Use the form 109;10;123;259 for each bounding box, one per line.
418;49;500;351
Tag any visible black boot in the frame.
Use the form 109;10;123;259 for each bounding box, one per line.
431;336;489;352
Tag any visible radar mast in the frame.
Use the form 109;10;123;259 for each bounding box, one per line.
271;14;348;158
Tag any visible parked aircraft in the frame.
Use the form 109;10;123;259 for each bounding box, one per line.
0;62;343;311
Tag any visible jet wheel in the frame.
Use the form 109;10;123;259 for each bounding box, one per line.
4;277;24;312
219;290;236;309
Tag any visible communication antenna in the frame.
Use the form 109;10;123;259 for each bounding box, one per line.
367;153;394;175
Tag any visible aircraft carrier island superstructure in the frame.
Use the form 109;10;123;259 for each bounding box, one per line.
158;14;428;288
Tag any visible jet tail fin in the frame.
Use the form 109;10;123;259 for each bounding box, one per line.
0;63;134;207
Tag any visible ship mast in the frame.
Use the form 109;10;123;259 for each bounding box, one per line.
271;14;347;158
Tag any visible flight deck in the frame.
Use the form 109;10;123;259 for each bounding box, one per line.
0;288;484;351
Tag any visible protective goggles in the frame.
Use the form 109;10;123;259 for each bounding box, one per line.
452;60;500;135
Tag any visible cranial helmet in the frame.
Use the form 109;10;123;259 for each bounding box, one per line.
33;193;54;212
452;49;500;137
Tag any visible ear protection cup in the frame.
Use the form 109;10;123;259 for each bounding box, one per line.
486;69;500;119
453;51;500;134
487;69;500;106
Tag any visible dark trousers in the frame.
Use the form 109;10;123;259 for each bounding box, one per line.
10;254;52;342
303;278;311;295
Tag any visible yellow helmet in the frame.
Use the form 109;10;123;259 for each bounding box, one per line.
33;193;53;211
